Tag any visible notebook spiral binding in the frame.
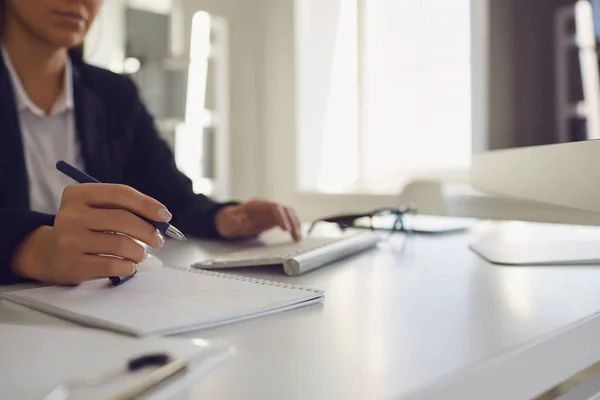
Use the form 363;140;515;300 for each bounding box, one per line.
167;265;325;295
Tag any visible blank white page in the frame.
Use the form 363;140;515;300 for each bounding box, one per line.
1;267;324;337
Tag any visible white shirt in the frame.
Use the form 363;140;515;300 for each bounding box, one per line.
1;47;84;215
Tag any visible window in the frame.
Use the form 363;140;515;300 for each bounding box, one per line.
297;0;472;194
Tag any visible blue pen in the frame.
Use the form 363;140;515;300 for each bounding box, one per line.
56;161;187;284
56;161;186;241
110;272;137;286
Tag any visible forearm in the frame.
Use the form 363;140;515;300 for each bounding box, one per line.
171;198;238;239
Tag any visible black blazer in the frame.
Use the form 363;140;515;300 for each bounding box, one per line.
0;51;233;284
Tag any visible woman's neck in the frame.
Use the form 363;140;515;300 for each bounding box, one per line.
3;16;67;115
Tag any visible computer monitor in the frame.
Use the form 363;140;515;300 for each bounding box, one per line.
469;0;600;265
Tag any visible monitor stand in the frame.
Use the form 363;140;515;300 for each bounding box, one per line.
469;221;600;266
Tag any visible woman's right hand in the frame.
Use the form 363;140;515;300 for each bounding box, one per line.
10;184;172;285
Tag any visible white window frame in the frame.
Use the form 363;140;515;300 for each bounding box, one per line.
295;0;483;193
260;0;489;221
354;0;474;193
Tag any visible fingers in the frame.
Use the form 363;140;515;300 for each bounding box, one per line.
40;183;164;286
85;209;164;248
62;184;171;223
217;200;302;241
284;208;302;241
273;205;292;233
81;232;147;263
73;255;137;282
269;204;301;241
52;232;142;284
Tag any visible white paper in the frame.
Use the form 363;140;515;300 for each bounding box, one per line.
1;267;324;337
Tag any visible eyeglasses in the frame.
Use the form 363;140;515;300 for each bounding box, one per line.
308;205;418;235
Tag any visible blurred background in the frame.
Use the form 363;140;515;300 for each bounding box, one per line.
87;0;599;223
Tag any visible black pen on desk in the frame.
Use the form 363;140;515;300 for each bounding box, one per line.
56;161;186;284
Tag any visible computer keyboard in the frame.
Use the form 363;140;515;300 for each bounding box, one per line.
192;231;381;276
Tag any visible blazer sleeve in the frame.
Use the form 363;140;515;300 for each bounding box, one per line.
0;209;55;284
120;79;236;238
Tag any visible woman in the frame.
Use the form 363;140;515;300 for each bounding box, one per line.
0;0;301;285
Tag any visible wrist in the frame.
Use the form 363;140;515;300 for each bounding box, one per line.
10;226;54;282
214;206;235;238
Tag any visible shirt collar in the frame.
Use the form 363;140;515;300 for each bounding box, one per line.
0;46;74;117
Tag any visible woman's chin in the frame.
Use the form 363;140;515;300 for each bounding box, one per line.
45;32;86;51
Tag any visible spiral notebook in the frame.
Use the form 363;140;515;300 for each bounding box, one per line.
1;267;324;337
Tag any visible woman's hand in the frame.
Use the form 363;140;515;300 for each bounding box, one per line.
11;184;171;285
215;199;302;242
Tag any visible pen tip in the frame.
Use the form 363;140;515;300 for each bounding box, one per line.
165;226;187;241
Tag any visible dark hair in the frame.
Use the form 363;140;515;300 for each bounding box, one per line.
0;0;84;61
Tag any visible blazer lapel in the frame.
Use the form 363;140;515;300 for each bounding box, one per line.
0;51;29;209
71;62;112;182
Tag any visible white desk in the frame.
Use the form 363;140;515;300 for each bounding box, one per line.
3;226;600;399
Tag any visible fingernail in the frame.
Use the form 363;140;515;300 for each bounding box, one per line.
157;232;165;248
158;208;172;223
142;251;148;261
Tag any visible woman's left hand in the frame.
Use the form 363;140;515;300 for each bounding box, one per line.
215;200;302;241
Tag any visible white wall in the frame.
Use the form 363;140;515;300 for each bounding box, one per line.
261;0;295;204
295;0;344;191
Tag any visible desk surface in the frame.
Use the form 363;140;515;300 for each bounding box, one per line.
4;223;600;399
